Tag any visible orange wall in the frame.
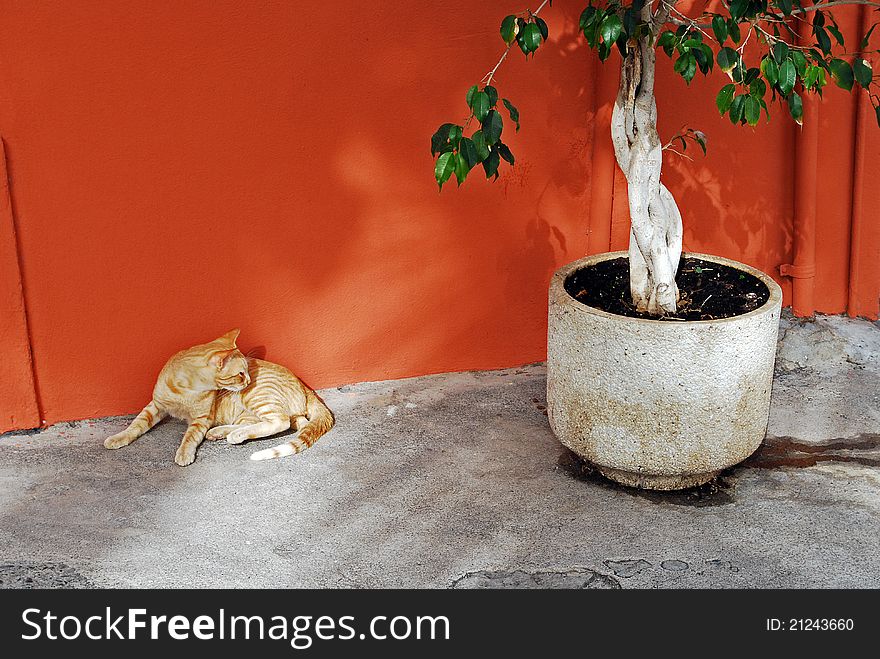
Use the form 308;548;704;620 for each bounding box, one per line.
0;1;877;430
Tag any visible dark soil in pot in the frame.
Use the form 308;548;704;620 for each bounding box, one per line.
564;256;770;321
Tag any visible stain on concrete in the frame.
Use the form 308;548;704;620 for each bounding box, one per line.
531;397;549;417
451;568;620;589
603;559;652;578
660;560;689;572
705;558;740;573
745;434;880;469
0;562;94;588
556;448;736;507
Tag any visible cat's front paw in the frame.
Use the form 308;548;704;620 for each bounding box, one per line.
226;430;248;445
174;444;196;466
104;433;132;449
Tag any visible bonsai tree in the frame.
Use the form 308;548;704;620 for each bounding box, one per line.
431;0;879;315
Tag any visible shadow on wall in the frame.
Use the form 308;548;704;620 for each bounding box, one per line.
316;6;596;383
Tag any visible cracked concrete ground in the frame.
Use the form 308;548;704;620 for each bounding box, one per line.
1;313;878;589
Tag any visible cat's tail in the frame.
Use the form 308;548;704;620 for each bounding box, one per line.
249;390;334;461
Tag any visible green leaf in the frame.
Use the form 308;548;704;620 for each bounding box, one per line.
717;47;738;73
520;23;542;53
778;60;796;96
730;0;749;20
430;123;454;156
854;58;873;88
815;26;831;55
459;137;480;169
600;14;623;45
791;51;807;78
787;92;804;125
535;17;549;41
453;152;470;186
804;65;820;90
470;92;490;121
729;95;745;124
657;30;675;53
728;18;741;44
693;130;707;154
712;15;728;44
496;143;515;165
579;6;597;31
716;83;736;114
434;151;455;190
761;56;778;86
744;95;761;126
777;0;793;16
827;24;844;47
743;67;760;85
500;15;518;44
750;77;767;99
699;44;715;73
829;58;854;91
471;130;490;160
623;8;637;40
448;125;462;148
772;42;789;64
693;46;710;75
484;85;498;108
675;52;697;83
502;98;520;131
465;85;478;108
482;109;503;144
482;148;500;180
862;24;877;50
876;104;880;129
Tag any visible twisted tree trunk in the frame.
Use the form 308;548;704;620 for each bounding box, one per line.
610;4;683;315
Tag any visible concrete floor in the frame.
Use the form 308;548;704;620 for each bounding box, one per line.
1;313;878;589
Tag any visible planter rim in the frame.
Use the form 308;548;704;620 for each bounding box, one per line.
552;250;783;326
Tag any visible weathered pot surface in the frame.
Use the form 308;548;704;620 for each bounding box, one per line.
547;251;783;490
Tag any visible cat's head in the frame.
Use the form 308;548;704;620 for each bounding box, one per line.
207;329;251;392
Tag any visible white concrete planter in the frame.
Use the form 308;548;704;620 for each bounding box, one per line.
547;251;783;490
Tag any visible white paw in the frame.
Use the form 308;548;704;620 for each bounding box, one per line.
104;433;132;449
174;445;196;466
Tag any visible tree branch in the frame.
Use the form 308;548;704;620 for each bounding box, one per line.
462;0;550;128
480;0;550;89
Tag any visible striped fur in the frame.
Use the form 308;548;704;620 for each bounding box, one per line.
209;358;334;461
103;329;333;466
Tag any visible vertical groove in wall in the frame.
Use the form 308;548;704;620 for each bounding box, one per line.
847;5;879;320
587;58;618;254
0;137;43;429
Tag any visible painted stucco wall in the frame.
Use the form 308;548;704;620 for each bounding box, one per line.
0;1;877;430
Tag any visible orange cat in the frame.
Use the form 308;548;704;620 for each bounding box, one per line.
103;329;334;465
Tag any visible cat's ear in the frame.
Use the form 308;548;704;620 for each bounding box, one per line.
217;328;240;346
209;348;236;369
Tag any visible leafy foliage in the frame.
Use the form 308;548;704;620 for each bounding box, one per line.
432;0;880;189
430;4;554;189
